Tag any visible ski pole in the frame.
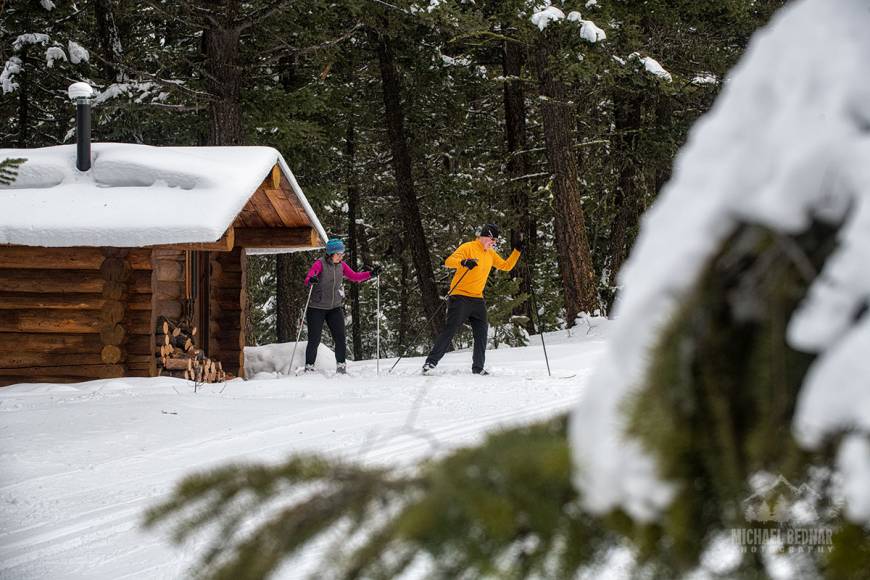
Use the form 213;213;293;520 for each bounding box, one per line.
290;282;315;372
376;274;381;376
388;266;473;373
525;265;551;377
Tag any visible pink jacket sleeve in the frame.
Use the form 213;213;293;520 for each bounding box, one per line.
342;261;371;283
304;260;323;286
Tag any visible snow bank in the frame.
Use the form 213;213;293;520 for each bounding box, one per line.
570;0;870;524
244;342;336;378
0;143;327;249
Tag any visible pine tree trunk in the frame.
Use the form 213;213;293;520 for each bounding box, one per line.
94;0;125;80
203;1;242;146
398;252;410;353
608;86;644;289
532;39;597;323
346;121;363;360
275;254;309;343
17;47;29;147
502;39;536;334
653;93;674;195
373;30;443;337
275;255;294;342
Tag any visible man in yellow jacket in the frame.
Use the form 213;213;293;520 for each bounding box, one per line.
422;224;523;375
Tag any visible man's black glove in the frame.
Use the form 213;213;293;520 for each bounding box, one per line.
512;240;526;253
309;275;319;285
369;265;382;277
461;258;478;270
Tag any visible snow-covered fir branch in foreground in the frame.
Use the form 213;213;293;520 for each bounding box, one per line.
572;0;870;532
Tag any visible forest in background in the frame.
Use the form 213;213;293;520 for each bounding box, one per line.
1;0;785;359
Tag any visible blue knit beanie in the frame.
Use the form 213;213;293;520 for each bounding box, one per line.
325;238;345;255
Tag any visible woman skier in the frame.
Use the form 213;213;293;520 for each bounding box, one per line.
303;238;380;374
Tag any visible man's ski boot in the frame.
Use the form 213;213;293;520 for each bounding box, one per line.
421;362;436;375
336;362;347;375
472;368;490;376
304;363;316;373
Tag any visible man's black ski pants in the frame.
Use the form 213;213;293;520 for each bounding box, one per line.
425;296;488;372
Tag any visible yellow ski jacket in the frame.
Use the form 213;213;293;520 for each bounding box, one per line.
444;240;521;298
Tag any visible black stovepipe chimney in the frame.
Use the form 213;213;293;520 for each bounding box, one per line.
75;102;91;172
68;82;94;172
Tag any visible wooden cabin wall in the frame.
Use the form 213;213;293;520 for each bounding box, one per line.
0;247;154;387
152;250;186;323
209;248;245;377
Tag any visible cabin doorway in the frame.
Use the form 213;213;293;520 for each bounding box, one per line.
182;250;210;355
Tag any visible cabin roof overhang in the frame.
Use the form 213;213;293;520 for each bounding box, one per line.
0;144;327;253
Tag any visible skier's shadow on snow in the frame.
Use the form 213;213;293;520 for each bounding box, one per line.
355;379;442;460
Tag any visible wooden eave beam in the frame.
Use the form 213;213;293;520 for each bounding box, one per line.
234;227;315;248
152;227;235;252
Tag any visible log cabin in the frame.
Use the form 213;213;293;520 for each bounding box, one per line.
0;143;327;386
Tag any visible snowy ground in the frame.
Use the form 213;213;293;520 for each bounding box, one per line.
0;321;609;580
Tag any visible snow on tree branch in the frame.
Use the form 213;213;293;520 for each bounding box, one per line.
530;5;605;42
570;0;870;525
1;57;22;93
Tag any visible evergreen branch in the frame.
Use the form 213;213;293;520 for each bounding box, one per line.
364;0;408;15
140;102;207;112
52;1;93;24
262;23;364;59
189;3;223;28
449;30;525;47
141;0;211;29
145;416;613;579
237;0;291;32
88;52;215;100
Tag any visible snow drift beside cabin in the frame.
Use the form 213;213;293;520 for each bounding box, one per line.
0;143;322;248
243;342;336;379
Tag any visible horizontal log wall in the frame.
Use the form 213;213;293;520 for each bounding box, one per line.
0;247;154;387
152;250;186;323
209;248;245;377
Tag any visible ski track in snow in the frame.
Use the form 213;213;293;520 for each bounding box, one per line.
0;330;607;579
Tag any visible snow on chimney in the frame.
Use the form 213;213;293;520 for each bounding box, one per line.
68;82;94;172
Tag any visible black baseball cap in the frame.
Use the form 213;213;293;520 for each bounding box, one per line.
479;223;501;238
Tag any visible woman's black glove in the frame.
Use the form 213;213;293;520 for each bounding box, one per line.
308;275;319;285
512;240;526;253
369;265;382;277
461;258;478;270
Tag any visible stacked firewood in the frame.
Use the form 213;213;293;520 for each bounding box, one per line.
156;318;227;382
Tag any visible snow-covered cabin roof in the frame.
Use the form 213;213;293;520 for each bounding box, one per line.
0;143;327;250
